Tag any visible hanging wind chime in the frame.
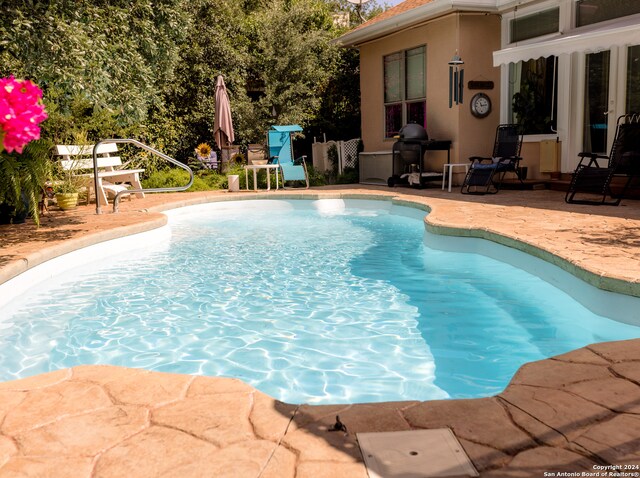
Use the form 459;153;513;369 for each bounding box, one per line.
448;52;464;108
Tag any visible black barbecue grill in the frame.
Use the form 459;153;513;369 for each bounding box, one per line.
388;124;452;188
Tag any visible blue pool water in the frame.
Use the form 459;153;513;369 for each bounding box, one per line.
0;199;639;404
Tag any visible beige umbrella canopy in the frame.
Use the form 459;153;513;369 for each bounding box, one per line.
213;75;235;158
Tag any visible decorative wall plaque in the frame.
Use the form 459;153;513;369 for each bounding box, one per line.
468;80;494;90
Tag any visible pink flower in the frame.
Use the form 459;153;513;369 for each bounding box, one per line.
0;76;48;154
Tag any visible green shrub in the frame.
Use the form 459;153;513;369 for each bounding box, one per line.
336;167;359;184
306;165;327;187
141;166;254;191
0;139;52;225
142;168;210;191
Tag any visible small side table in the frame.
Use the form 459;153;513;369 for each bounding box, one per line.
442;163;470;192
244;164;280;191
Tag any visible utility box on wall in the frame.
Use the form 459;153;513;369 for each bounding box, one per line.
540;139;560;173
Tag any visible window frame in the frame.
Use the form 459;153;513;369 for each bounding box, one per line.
574;0;640;28
508;56;559;135
383;45;426;139
509;7;560;44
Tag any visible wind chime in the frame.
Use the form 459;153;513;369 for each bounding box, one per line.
448;52;464;108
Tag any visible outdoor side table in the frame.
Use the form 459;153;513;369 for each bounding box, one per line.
244;164;280;191
442;163;469;192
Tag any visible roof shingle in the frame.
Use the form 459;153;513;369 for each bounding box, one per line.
351;0;435;32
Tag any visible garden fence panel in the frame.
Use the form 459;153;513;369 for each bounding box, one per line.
339;139;360;174
312;138;360;174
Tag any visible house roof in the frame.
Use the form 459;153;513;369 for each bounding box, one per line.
350;0;436;34
338;0;499;47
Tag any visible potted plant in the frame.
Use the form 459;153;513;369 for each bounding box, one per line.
52;162;81;210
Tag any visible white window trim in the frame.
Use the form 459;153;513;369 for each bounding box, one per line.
500;0;562;48
382;45;427;140
499;0;640;172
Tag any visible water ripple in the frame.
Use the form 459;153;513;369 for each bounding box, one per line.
1;202;639;403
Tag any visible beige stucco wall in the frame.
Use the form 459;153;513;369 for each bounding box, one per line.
457;14;502;163
357;12;501;178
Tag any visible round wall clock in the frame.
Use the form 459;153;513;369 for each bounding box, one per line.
470;93;491;118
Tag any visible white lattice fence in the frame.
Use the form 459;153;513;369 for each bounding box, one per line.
312;138;360;174
339;139;360;173
312;140;338;172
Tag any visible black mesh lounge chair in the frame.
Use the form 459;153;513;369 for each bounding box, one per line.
461;124;523;194
565;114;640;205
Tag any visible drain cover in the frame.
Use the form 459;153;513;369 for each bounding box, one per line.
357;428;479;478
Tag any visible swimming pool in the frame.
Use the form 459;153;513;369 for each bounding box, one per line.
1;199;638;404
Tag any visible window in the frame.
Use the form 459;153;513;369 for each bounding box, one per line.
576;0;640;27
510;8;559;43
627;45;640;114
384;46;426;138
583;51;610;153
509;57;558;134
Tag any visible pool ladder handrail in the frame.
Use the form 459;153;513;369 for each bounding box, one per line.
92;139;194;214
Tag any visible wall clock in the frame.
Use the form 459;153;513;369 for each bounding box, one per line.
470;93;491;118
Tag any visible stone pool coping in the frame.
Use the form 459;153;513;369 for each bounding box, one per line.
0;340;638;477
1;186;639;476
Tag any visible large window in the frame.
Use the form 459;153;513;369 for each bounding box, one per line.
384;46;426;138
576;0;640;27
583;51;610;153
510;8;559;43
627;45;640;114
509;56;558;134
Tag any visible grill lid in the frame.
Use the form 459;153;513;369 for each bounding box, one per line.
398;123;428;140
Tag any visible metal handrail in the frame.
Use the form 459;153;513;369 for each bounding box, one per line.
92;139;194;214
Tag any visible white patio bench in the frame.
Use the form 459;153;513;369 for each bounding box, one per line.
55;143;145;207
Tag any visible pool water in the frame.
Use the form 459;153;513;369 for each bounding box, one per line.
1;199;638;404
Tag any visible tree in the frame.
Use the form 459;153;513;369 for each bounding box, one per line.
0;0;364;167
240;0;341;141
0;0;187;141
151;0;251;159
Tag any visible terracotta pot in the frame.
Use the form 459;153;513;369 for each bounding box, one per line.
55;192;79;210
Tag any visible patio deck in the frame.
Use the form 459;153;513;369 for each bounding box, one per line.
0;186;639;477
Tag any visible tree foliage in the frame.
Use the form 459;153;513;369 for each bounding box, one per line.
1;0;186;140
0;0;369;219
242;0;339;140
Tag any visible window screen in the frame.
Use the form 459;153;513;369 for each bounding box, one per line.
383;46;426;138
406;46;425;100
510;8;559;43
384;53;402;103
576;0;640;27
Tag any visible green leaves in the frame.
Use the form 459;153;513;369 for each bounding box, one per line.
1;0;186;137
1;0;362;168
0;139;52;225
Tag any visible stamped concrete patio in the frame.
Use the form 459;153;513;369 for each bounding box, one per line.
0;186;639;477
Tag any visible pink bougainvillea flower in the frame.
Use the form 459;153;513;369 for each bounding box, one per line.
0;76;48;154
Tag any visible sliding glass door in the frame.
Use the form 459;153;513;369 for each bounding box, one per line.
626;45;640;114
583;45;640;155
583;51;610;154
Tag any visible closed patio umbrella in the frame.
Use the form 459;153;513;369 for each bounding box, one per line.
213;75;235;159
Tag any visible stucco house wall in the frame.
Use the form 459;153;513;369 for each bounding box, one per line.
357;13;501;175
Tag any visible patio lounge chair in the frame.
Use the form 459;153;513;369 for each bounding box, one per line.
565;114;640;205
268;125;309;188
461;124;523;194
